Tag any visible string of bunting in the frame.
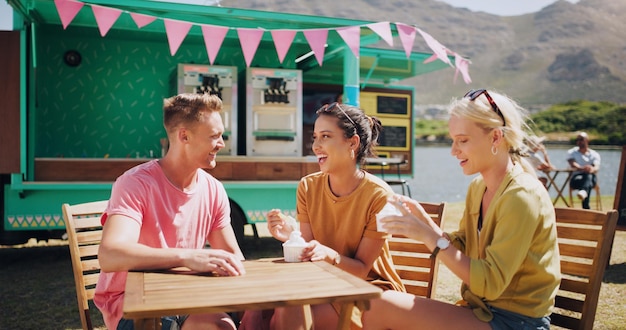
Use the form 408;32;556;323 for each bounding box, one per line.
54;0;471;83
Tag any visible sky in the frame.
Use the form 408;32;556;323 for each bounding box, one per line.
1;0;580;31
437;0;579;16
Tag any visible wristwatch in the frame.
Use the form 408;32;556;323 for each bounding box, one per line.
430;236;450;259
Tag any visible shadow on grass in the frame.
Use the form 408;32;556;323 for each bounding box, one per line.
0;244;102;329
0;233;282;329
604;262;626;284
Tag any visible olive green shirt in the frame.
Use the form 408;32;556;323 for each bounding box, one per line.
448;163;561;320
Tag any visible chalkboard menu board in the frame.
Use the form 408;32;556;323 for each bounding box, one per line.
379;126;407;149
614;145;626;229
377;96;409;116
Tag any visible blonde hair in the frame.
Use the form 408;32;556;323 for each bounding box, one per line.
163;93;223;134
448;90;532;171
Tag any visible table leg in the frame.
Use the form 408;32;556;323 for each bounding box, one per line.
554;173;572;207
337;302;355;330
303;304;313;330
547;171;571;207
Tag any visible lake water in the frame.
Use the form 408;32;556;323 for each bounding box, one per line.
404;145;623;203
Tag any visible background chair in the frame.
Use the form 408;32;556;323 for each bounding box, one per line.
551;207;618;330
568;183;602;210
388;201;446;298
63;200;108;330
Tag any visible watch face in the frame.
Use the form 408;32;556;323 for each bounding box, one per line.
437;237;450;249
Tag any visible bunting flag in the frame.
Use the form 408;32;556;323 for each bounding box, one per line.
454;54;472;84
271;30;297;64
336;26;360;58
237;28;265;67
91;5;122;37
51;0;471;82
164;19;193;56
130;12;157;29
366;22;393;46
303;29;329;66
201;25;229;65
417;28;452;66
396;23;417;58
54;0;84;29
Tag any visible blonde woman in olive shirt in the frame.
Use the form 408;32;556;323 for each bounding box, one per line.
365;89;561;330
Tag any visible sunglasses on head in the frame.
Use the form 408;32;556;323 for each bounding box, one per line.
318;102;357;127
464;89;506;127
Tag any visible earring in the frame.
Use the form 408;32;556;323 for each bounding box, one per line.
350;149;355;160
491;145;498;155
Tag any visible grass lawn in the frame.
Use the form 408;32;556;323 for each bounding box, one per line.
0;195;623;329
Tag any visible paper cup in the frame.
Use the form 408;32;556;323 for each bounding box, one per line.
283;244;306;262
376;202;402;232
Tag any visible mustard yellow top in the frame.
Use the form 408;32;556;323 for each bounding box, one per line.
448;163;561;321
297;171;405;292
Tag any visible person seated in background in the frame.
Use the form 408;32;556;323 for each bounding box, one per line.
362;89;560;330
526;135;554;187
567;131;601;209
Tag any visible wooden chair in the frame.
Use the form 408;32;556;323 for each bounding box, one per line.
63;200;108;330
551;207;618;330
388;202;446;298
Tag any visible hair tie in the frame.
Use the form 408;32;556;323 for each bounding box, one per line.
367;115;374;127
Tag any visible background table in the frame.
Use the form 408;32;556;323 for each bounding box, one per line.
124;258;382;330
364;157;411;196
543;168;574;206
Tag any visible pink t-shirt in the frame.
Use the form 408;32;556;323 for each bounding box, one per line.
94;160;230;329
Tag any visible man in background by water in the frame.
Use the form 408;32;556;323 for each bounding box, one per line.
567;132;601;209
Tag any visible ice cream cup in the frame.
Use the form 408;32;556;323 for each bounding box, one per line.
283;244;306;262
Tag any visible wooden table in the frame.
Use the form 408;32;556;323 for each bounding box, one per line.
543;168;575;206
123;258;382;330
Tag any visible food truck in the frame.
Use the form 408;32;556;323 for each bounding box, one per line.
0;0;466;244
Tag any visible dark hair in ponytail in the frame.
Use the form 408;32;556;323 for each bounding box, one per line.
316;103;382;164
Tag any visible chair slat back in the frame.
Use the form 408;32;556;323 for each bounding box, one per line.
388;202;446;298
63;200;108;330
551;207;618;330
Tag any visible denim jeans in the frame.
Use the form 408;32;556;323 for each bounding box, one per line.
570;173;597;209
488;306;551;330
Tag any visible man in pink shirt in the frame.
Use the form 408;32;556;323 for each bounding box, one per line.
95;93;246;330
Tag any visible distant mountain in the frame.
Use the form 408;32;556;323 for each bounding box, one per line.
224;0;626;106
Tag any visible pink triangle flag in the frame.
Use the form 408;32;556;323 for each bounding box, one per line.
91;5;122;37
201;25;229;64
367;22;393;46
271;30;297;64
423;53;438;64
417;28;451;66
454;53;472;84
237;28;264;67
130;12;157;29
54;0;84;30
164;19;193;56
303;29;329;66
396;23;416;58
336;26;360;58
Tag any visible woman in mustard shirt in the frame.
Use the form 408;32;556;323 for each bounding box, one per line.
240;101;405;330
365;89;561;330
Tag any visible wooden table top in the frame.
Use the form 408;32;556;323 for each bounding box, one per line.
123;258;382;321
